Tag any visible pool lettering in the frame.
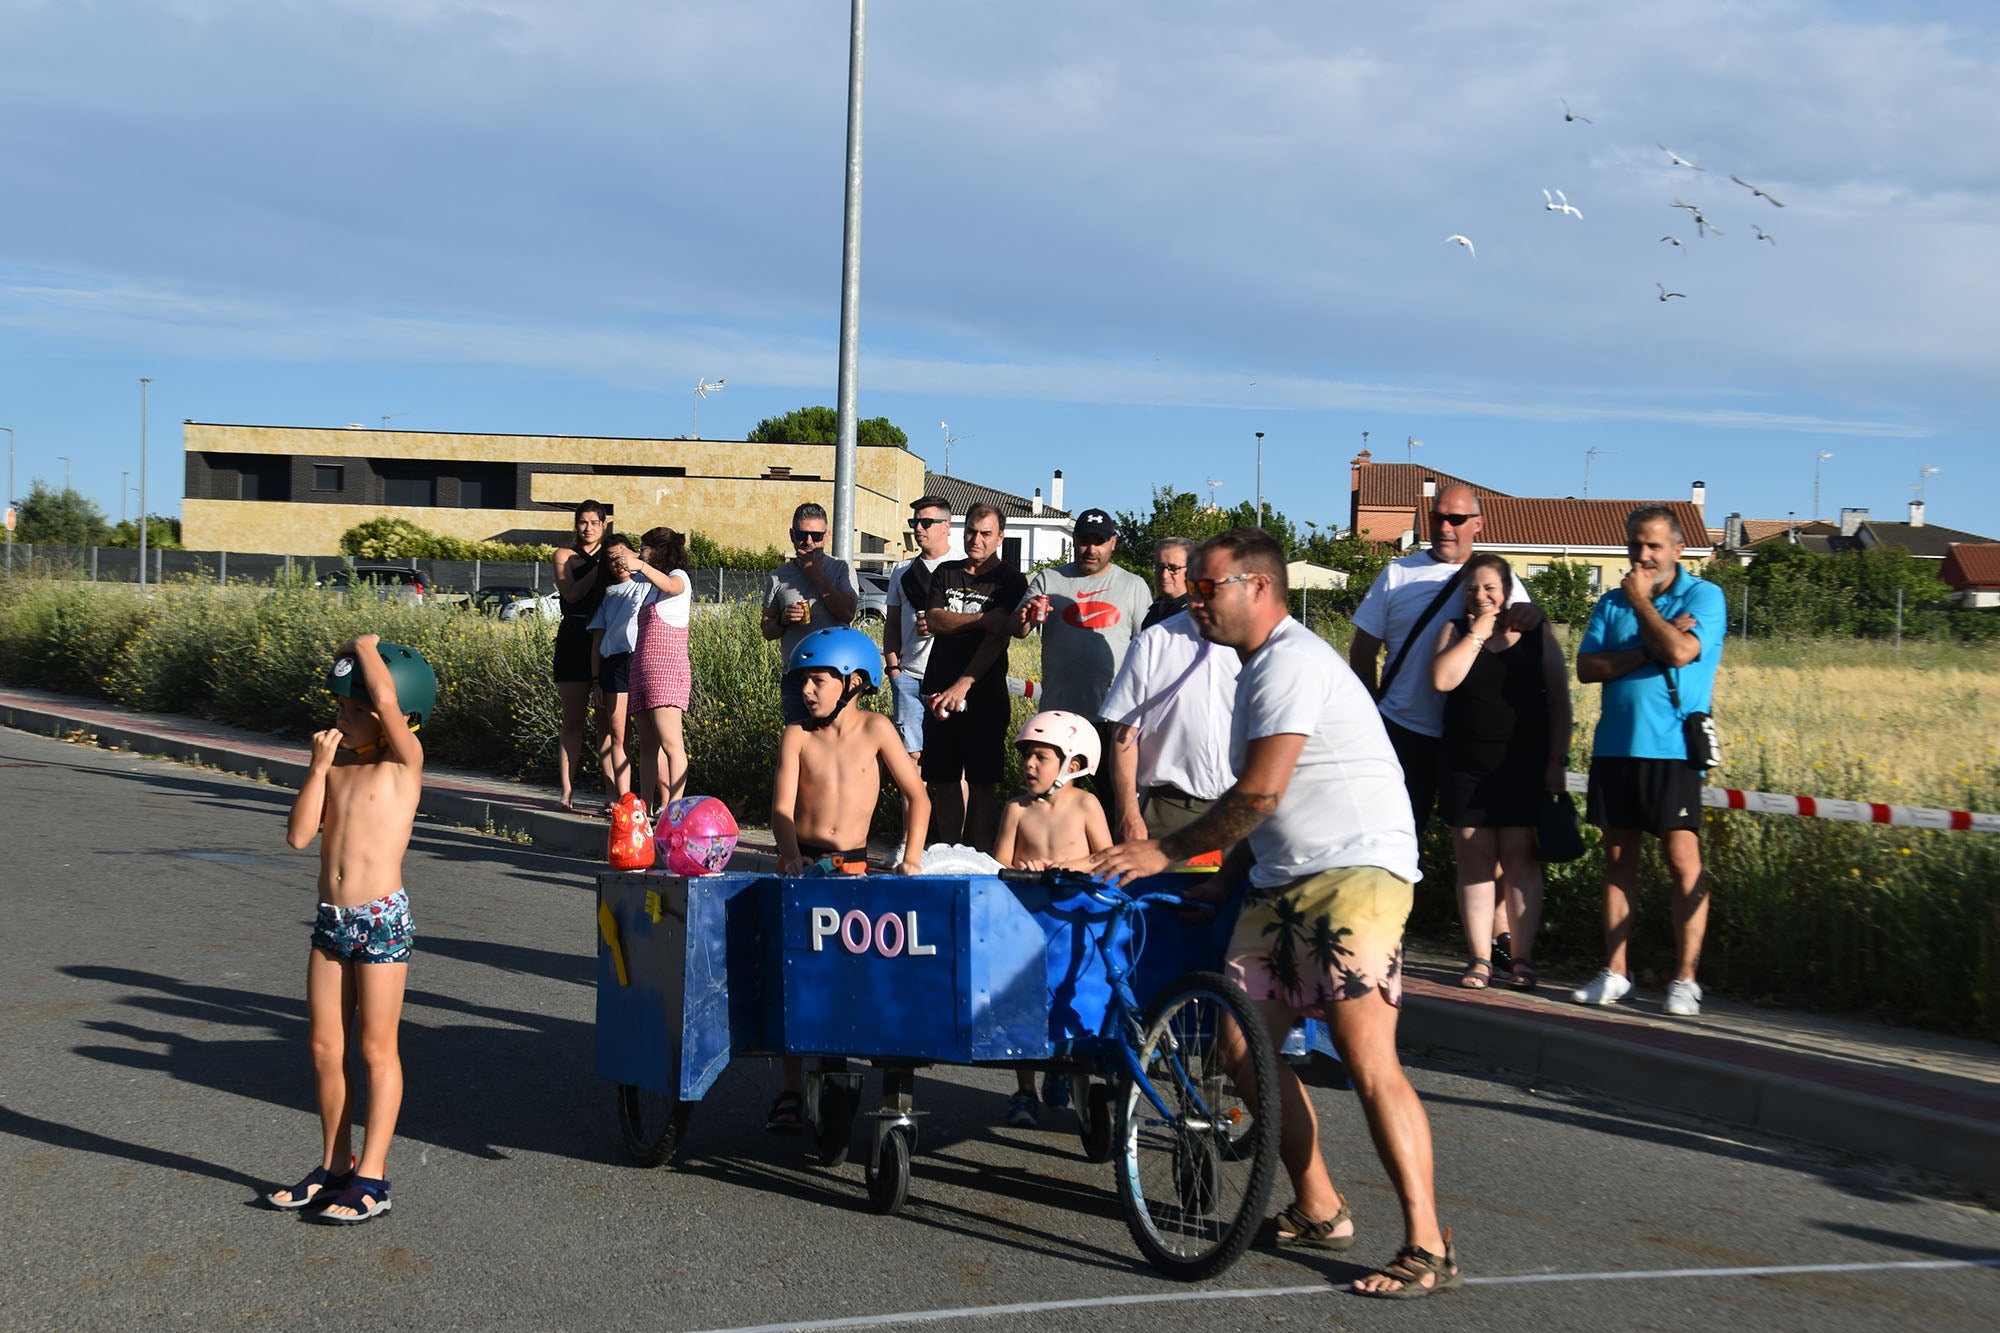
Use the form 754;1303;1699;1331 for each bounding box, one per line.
808;907;938;958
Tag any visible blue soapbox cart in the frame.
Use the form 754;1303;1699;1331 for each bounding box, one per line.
595;866;1287;1280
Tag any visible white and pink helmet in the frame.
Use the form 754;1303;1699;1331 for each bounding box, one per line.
1015;710;1101;789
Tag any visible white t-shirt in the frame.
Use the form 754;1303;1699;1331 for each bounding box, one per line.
1231;617;1419;888
884;555;946;678
1351;549;1531;737
1098;610;1240;801
587;576;650;657
643;569;692;629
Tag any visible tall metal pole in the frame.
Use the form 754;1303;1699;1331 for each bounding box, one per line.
1255;432;1265;529
1814;451;1833;521
139;378;151;592
122;471;129;524
3;425;14;578
830;0;866;565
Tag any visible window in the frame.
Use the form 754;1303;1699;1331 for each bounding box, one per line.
313;465;344;493
460;477;485;509
1527;564;1550;578
384;474;435;507
237;459;289;501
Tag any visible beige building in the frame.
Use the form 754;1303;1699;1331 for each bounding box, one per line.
179;422;930;557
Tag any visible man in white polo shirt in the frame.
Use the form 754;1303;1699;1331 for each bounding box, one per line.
1091;527;1462;1301
1098;607;1239;845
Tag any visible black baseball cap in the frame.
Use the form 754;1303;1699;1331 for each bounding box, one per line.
1074;508;1116;541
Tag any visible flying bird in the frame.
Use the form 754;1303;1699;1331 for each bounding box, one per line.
1658;141;1705;171
1657;283;1686;302
1543;188;1583;219
1671;197;1701;216
1731;175;1785;207
1562;98;1592;124
1693;210;1723;238
1660;234;1684;248
1754;225;1776;245
1444;234;1476;258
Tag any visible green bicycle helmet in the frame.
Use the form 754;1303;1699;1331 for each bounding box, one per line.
327;640;438;729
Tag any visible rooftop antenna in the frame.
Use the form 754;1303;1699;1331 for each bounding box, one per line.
1584;446;1614;499
692;377;725;439
1406;435;1422;464
1914;464;1940;502
379;411;407;431
1204;477;1224;511
940;422;972;475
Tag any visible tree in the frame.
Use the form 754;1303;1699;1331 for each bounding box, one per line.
745;405;909;447
104;515;182;550
14;481;110;546
1524;560;1598;627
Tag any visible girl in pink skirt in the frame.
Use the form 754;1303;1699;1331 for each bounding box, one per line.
623;527;694;812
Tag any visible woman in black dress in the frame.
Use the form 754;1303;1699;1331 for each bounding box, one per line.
553;499;609;812
1430;553;1572;990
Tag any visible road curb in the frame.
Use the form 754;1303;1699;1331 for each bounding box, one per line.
1398;994;2000;1194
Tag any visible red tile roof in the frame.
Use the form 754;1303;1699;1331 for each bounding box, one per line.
1739;518;1835;545
1941;543;2000;590
1419;498;1712;550
1352;456;1508;508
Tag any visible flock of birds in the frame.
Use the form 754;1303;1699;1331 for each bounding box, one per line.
1441;99;1787;304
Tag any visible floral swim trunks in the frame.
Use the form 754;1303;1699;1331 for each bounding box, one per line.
1226;865;1411;1015
310;889;415;964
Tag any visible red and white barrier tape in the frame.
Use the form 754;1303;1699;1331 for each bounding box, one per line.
1561;771;1999;833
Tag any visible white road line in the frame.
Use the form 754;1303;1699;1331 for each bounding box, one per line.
693;1258;2000;1333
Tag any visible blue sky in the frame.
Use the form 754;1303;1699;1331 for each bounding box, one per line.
3;1;1996;538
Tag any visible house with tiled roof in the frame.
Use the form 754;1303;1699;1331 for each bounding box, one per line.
1348;451;1508;542
916;469;1073;572
1715;515;1840;564
1824;502;1997;561
1940;543;2000;609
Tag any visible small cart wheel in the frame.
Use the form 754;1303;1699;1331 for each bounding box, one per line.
1079;1079;1116;1164
1115;971;1280;1281
864;1127;912;1215
616;1084;692;1167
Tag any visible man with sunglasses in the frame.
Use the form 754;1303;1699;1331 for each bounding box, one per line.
1090;529;1461;1299
1349;483;1538;831
762;502;859;721
1140;536;1194;630
882;496;956;758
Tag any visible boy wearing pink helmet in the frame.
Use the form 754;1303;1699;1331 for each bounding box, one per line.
994;709;1113;1127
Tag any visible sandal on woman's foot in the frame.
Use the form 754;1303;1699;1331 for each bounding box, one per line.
265;1161;352;1211
312;1176;391;1226
1353;1231;1464;1299
1261;1200;1356;1252
1459;958;1492;990
765;1090;806;1134
1509;959;1539;992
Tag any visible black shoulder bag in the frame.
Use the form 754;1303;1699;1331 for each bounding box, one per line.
1668;669;1723;772
1374;567;1467;700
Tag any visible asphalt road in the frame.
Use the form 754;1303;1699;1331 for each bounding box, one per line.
2;725;1995;1332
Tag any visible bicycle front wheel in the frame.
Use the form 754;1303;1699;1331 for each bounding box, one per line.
1114;971;1279;1281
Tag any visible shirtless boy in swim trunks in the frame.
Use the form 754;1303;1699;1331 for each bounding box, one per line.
267;634;433;1224
766;628;929;1130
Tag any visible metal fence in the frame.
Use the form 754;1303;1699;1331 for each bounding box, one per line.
0;544;773;603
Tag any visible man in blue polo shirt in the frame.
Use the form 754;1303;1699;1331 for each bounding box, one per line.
1572;505;1726;1017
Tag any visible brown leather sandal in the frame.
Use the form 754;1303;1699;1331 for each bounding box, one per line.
1353;1229;1465;1299
1262;1199;1356;1252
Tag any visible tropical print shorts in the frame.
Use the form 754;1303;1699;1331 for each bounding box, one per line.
310;889;414;964
1226;865;1411;1014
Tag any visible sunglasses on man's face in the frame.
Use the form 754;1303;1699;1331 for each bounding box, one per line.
1433;512;1477;526
1155;562;1186;574
1189;572;1260;599
908;516;948;531
791;528;827;544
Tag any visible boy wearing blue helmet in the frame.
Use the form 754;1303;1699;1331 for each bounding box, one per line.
267;634;432;1224
765;627;930;1130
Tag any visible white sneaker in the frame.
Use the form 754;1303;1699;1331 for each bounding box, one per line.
1571;969;1632;1006
1664;979;1703;1017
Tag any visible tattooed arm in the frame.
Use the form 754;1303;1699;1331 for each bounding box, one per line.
1087;733;1307;887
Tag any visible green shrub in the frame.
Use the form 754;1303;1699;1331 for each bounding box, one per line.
340;515;553;563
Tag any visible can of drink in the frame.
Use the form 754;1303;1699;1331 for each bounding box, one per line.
1031;594;1051;624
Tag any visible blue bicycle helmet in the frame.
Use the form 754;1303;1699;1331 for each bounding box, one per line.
327;640;438;729
784;627;882;692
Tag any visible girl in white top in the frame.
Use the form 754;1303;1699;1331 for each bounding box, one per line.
621;527;694;811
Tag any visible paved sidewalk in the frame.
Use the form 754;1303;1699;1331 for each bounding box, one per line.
3;683;1994;1195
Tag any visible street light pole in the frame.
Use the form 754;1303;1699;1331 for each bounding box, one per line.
829;0;866;565
122;471;129;524
1814;451;1833;521
139;378;151;593
57;456;71;490
1255;432;1265;529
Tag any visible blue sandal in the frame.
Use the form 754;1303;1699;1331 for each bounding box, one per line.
312;1175;392;1225
266;1163;352;1211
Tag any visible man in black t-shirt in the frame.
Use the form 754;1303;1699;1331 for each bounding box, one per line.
920;503;1028;851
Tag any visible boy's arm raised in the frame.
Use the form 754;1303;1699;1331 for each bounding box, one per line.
286;727;341;849
344;634;422;768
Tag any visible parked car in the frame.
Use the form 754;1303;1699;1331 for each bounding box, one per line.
857;570;890;624
317;565;426;605
498;592;561;622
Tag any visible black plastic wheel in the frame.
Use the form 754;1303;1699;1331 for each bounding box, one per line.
817;1079;859;1167
1114;971;1280;1281
616;1084;692;1167
864;1126;911;1215
1078;1079;1116;1164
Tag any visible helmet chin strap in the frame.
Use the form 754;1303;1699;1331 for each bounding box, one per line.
801;680;865;732
348;718;419;758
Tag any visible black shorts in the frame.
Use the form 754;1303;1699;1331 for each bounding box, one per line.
598;651;630;696
553;615;594;684
1587;756;1705;835
919;694;1010;786
1383;719;1442;830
